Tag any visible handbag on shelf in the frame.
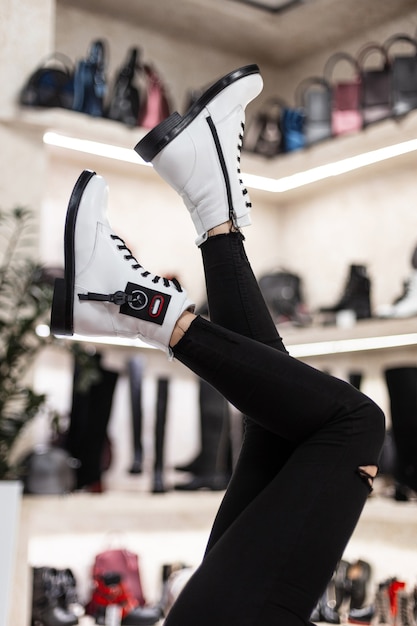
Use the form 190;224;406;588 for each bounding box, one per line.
258;270;310;326
384;34;417;117
86;547;147;610
324;51;362;136
357;42;392;126
243;98;286;157
106;47;146;127
19;52;75;109
138;64;172;129
296;76;332;146
73;39;107;117
280;105;305;152
20;445;77;495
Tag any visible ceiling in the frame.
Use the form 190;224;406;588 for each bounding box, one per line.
64;0;417;67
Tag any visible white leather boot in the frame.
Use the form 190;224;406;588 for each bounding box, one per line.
51;170;194;355
135;65;263;245
377;270;417;318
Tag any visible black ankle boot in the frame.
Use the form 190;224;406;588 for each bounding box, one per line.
31;567;79;626
346;560;372;610
320;264;372;321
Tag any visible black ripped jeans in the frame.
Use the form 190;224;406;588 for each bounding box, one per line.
166;232;385;626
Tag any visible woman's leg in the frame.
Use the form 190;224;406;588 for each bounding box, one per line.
50;169;385;626
200;229;287;351
163;315;385;626
198;230;296;553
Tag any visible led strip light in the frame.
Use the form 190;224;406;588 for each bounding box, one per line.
43;132;417;193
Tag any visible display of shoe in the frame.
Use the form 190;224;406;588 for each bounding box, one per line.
31;567;79;626
377;271;417;318
348;604;375;624
135;65;263;245
396;590;417;626
90;572;162;625
346;560;372;611
310;560;350;624
174;473;230;491
371;583;394;626
50;170;194;355
319;264;372;321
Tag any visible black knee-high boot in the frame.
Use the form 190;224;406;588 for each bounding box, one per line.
66;353;118;490
153;377;169;493
175;379;231;491
384;367;417;497
128;356;145;474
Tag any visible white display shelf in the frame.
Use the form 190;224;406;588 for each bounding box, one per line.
4;106;417;198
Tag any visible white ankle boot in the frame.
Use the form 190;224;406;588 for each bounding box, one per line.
135;65;263;245
377;270;417;318
51;170;194;355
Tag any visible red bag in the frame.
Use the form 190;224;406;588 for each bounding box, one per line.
324;52;362;136
88;548;146;607
138;64;172;129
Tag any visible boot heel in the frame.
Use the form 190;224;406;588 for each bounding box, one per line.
136;111;183;161
50;278;73;336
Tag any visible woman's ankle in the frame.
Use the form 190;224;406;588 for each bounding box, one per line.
170;311;197;347
207;220;238;237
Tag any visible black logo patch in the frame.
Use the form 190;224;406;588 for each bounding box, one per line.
119;282;171;325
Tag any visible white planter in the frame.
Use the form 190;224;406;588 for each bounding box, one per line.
0;481;23;626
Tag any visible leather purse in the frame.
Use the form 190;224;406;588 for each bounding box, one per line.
258;270;310;326
384;34;417;117
296;76;332;146
357;42;392;126
19;53;74;109
138;64;172;129
86;548;147;609
324;52;362;136
73;39;107;117
244;98;286;157
107;47;145;127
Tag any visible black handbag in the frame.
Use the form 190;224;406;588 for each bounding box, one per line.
20;445;78;494
296;76;332;146
357;43;392;126
244;98;286;157
107;47;145;127
73;39;107;117
384;34;417;117
19;53;74;109
258;270;310;325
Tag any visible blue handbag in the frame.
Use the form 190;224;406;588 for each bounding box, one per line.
280;106;305;152
73;40;107;117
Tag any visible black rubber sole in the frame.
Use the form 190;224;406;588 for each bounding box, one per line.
135;64;260;162
50;169;96;335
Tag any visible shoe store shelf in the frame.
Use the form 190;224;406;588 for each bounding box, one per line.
4;107;148;154
5;106;417;199
283;317;417;358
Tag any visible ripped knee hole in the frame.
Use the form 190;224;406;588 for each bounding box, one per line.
357;465;378;491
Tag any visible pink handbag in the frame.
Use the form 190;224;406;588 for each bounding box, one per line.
138;64;172;129
324;52;363;136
